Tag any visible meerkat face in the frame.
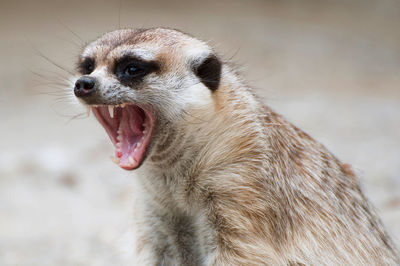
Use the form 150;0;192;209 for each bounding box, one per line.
72;28;222;170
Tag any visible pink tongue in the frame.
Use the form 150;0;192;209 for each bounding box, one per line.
118;107;144;167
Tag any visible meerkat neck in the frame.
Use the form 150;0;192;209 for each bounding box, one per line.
150;73;266;174
140;75;267;211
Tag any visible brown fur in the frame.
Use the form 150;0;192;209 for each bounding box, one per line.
75;28;399;265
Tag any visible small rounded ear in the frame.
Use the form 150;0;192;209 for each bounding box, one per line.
193;54;222;91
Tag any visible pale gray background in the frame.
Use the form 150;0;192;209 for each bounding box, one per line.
0;0;399;265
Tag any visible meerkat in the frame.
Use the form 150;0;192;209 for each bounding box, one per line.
72;28;399;265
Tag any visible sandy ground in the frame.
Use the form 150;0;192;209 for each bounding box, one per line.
0;0;399;265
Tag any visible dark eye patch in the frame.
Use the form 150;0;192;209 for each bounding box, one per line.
78;58;95;75
114;56;159;86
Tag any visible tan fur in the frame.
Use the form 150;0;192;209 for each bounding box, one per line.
74;28;399;265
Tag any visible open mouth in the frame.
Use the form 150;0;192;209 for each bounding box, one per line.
92;104;155;170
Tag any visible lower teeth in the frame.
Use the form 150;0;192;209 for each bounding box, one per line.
110;156;120;164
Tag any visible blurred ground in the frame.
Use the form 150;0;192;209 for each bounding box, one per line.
0;0;399;265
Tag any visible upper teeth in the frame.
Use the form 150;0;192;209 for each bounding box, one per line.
108;106;114;118
102;103;128;118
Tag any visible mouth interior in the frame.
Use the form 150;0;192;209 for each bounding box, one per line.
92;104;154;170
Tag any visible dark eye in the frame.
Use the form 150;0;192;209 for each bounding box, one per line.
114;56;159;85
124;65;145;77
79;58;95;75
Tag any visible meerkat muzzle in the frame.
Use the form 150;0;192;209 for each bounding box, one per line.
92;104;154;170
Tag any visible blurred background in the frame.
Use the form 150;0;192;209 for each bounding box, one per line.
0;0;399;265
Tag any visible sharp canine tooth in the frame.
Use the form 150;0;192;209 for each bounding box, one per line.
86;107;91;117
128;156;135;164
108;106;114;118
121;103;126;108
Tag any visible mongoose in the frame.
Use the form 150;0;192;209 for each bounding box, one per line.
72;28;399;265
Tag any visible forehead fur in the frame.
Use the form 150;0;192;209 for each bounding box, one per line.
81;28;212;64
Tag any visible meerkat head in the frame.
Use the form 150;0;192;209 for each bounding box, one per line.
73;28;222;170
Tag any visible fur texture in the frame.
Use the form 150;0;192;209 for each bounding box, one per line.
73;28;399;265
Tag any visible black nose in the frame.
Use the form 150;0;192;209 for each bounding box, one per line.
74;76;96;97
